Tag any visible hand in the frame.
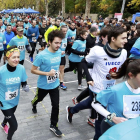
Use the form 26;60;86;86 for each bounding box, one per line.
61;51;65;55
48;69;55;76
87;81;94;86
71;36;75;40
33;40;37;42
32;33;35;36
112;116;128;124
39;35;42;38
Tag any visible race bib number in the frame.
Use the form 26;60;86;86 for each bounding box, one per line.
102;80;115;89
5;89;18;100
47;71;59;84
32;37;36;42
0;43;3;49
62;43;67;48
123;95;140;118
42;38;46;42
18;45;25;51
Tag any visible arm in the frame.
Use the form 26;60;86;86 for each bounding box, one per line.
71;48;87;55
27;28;32;37
36;27;39;40
130;47;140;56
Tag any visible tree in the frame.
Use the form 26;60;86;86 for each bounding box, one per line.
44;0;48;16
127;0;140;11
62;0;65;17
85;0;91;17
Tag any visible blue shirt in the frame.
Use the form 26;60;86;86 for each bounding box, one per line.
27;26;39;42
67;29;76;43
0;33;6;51
33;48;61;90
96;82;140;126
8;35;29;61
0;64;27;110
3;31;15;50
68;40;86;62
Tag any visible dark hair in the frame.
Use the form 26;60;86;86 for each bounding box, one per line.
90;27;97;33
124;23;130;31
108;26;126;43
48;30;65;43
111;58;140;79
60;25;67;30
6;24;11;27
79;29;87;36
135;29;140;37
136;24;140;29
100;27;110;37
5;46;17;54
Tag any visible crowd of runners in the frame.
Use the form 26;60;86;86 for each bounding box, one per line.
0;13;140;140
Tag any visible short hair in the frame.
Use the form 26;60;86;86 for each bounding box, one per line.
79;29;87;35
60;25;68;30
100;27;110;37
48;30;65;43
90;27;97;33
108;26;126;44
6;24;11;28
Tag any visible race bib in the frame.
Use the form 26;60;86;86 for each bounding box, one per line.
62;43;67;48
0;43;3;49
5;89;18;100
123;95;140;118
42;38;46;42
32;37;36;42
47;71;59;84
102;80;115;89
18;45;25;51
79;55;84;58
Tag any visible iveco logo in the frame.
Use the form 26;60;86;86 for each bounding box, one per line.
106;62;120;65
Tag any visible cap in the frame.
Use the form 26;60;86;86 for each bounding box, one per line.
17;27;23;31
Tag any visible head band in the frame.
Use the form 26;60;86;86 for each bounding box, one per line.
6;48;20;58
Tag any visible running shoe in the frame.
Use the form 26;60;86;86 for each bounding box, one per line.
50;125;62;137
36;49;39;54
87;118;95;127
60;83;67;90
73;69;77;74
66;106;73;123
72;97;78;105
1;123;9;134
78;85;86;90
31;101;37;113
29;57;33;63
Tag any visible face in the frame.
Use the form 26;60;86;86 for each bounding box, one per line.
49;37;62;51
42;20;46;26
91;31;97;36
129;73;140;88
25;17;28;22
8;52;20;67
17;21;20;27
4;20;7;25
123;25;127;30
20;22;24;27
17;30;23;36
55;20;60;26
112;19;116;24
0;21;3;26
131;26;136;31
61;27;67;36
7;26;12;33
32;21;36;27
70;23;75;29
112;32;127;49
81;32;88;40
102;35;108;44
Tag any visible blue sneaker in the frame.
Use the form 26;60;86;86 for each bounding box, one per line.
60;83;67;90
29;57;33;63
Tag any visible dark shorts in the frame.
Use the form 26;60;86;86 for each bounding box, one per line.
60;56;66;66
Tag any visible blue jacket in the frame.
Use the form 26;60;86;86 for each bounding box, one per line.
27;26;39;43
3;31;15;50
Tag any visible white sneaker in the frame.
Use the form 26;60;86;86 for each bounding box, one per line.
78;85;86;90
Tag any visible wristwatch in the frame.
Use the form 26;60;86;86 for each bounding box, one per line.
107;113;116;122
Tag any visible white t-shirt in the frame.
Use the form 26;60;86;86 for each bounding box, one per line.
86;45;127;93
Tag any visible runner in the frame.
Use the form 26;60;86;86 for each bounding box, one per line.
31;30;64;137
7;27;29;65
59;25;68;90
0;46;29;140
92;58;140;139
66;26;127;140
27;20;39;62
64;29;88;90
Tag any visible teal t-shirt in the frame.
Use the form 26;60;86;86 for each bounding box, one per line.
8;35;29;61
33;48;61;90
59;35;67;57
0;33;6;51
67;29;76;43
0;64;27;110
68;40;86;62
0;25;6;33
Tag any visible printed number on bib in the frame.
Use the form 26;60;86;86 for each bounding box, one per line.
42;38;46;42
47;71;59;83
102;80;115;89
18;45;25;51
5;89;18;101
32;37;36;41
0;43;3;49
123;95;140;118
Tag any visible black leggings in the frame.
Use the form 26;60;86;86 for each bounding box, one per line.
30;42;37;57
101;118;111;134
76;87;97;119
1;106;18;140
64;60;82;85
31;87;59;126
0;50;4;62
19;60;24;65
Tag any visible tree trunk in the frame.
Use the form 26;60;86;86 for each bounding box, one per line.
45;0;48;16
36;0;40;11
62;0;65;17
85;0;91;18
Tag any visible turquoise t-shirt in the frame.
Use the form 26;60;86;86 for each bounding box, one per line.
99;117;140;140
33;48;61;90
96;82;140;126
0;33;6;51
59;35;68;57
0;25;6;33
8;35;29;61
129;37;140;59
66;29;76;43
0;64;27;110
68;40;86;62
